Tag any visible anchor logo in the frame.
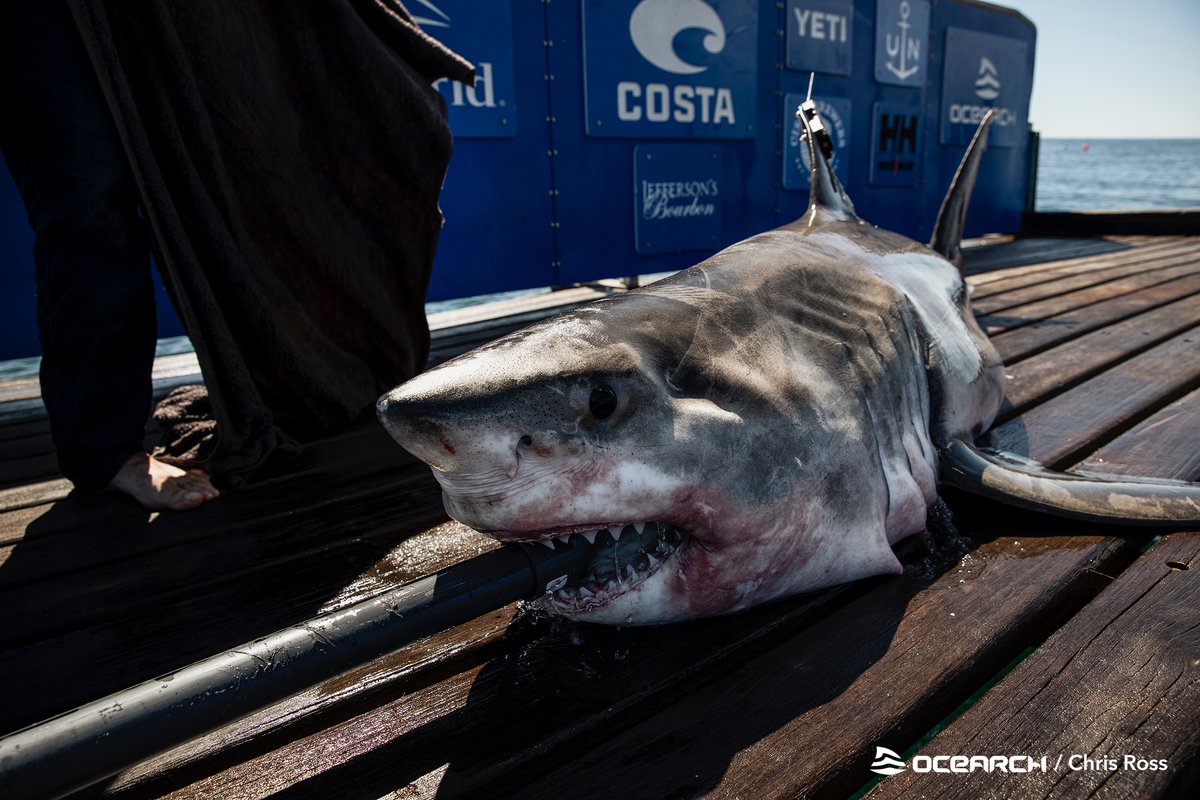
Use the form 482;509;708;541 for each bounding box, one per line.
974;57;1001;100
884;1;921;81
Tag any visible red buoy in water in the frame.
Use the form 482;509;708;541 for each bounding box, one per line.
1082;143;1090;151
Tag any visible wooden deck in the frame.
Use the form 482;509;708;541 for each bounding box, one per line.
1;234;1198;799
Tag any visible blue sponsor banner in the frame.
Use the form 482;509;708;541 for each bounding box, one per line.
874;0;929;87
583;0;757;139
420;1;518;138
785;0;853;75
870;101;921;185
633;144;722;254
940;28;1030;148
782;94;851;191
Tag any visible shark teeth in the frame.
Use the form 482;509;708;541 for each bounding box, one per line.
534;521;690;613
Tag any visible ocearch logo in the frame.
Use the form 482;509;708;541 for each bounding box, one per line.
868;744;1053;775
409;0;449;29
974;57;1001;101
629;0;727;75
871;747;908;776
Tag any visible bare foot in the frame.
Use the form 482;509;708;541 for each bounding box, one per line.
109;452;220;511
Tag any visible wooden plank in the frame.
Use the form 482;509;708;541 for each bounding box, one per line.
104;604;524;798
1000;300;1200;417
0;469;446;649
0;478;72;515
962;237;1138;278
1076;388;1200;480
0;452;58;491
972;249;1200;315
0;234;1193;800
965;237;1188;287
991;271;1200;364
117;523;1134;800
0;429;55;460
0;518;490;734
986;329;1200;468
0;418;410;546
101;543;890;798
979;261;1200;336
967;238;1188;300
867;532;1200;800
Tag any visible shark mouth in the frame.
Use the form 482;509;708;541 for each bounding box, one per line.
501;522;689;614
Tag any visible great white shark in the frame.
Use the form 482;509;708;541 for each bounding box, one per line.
378;108;1200;625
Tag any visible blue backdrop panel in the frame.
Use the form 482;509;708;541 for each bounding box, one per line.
550;0;781;283
634;143;724;254
786;0;855;75
1;0;1037;360
874;0;930;87
0;171;40;360
583;0;758;139
939;26;1030;148
425;0;555;300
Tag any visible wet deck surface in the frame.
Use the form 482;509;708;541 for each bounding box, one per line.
1;235;1198;799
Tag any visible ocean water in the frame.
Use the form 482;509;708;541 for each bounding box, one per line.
1035;138;1200;212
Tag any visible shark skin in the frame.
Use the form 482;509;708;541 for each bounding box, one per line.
376;102;1007;624
378;109;1198;625
379;210;1003;624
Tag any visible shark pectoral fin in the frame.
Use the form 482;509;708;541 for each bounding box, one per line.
938;438;1200;526
929;109;995;270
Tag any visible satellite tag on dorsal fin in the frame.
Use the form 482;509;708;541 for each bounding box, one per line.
796;76;855;219
930;109;995;269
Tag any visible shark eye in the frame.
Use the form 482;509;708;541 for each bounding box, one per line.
589;384;618;420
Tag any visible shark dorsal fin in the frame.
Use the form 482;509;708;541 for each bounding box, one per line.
930;109;995;269
796;101;855;218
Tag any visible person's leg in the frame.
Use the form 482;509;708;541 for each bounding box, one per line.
0;0;216;509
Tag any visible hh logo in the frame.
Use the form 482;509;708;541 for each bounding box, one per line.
630;0;727;75
871;746;907;776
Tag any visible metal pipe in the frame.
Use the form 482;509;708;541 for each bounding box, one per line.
0;536;594;800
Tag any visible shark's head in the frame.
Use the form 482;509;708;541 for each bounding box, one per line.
379;274;907;625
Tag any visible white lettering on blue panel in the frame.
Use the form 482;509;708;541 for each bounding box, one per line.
940;28;1030;148
585;0;757;139
874;0;929;87
634;144;722;253
786;0;853;75
422;1;518;137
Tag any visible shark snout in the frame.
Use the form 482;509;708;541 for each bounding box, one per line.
377;381;530;476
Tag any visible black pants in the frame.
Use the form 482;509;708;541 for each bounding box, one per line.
0;0;156;490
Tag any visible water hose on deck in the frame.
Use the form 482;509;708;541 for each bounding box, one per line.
0;536;595;800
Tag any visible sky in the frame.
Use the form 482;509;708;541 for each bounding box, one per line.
1000;0;1200;139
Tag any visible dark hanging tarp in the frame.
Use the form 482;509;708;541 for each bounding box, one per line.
67;0;473;484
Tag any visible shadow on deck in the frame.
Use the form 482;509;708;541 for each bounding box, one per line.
0;231;1198;799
